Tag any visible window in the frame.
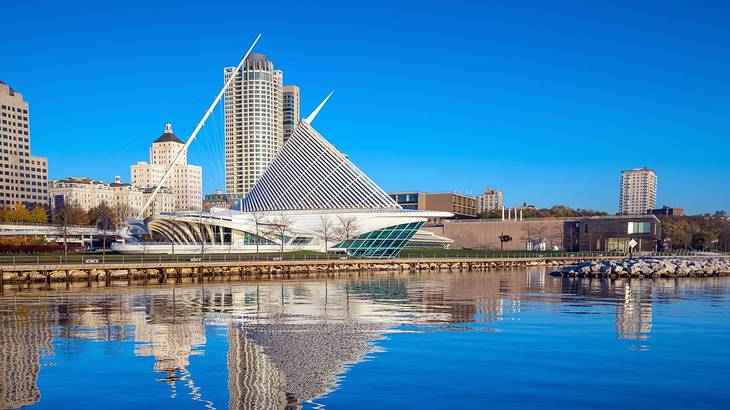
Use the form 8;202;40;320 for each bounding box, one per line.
628;222;651;234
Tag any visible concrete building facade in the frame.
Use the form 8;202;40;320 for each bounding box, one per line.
476;188;503;213
649;206;684;217
424;214;661;252
390;192;477;219
0;81;48;209
282;85;300;143
223;53;284;198
50;177;175;218
619;168;657;215
131;123;202;211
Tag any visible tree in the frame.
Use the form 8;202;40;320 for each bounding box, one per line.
6;203;31;223
112;203;137;224
53;203;89;259
264;212;294;257
315;215;335;253
479;205;608;219
520;224;539;250
691;231;717;251
29;205;48;224
335;215;360;255
247;211;267;255
87;202;118;226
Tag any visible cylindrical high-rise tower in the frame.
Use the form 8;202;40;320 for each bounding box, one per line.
223;53;283;198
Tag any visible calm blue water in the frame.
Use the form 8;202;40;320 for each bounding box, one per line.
1;268;729;409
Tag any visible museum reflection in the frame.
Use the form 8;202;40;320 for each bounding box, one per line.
1;269;729;409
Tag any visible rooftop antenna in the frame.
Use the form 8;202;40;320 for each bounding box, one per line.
135;34;262;220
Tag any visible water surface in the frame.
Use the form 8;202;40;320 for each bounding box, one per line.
1;268;729;409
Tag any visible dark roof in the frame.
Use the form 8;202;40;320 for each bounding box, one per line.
153;123;183;144
154;132;183;144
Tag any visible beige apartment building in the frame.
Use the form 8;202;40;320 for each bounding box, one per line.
50;177;175;218
131;123;202;211
619;167;657;215
476;188;503;213
0;81;48;209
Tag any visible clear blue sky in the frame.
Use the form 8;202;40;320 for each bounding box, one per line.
2;0;729;214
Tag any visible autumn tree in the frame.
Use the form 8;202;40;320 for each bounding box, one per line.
29;205;48;224
6;203;31;223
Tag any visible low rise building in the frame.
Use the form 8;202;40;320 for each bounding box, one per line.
202;189;234;210
49;176;175;218
649;206;684;217
423;214;661;252
389;192;477;219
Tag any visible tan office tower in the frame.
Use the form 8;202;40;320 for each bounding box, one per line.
619;167;657;215
131;123;202;211
223;53;283;198
0;81;48;209
283;85;300;143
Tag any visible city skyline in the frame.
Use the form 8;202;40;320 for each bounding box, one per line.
2;1;729;214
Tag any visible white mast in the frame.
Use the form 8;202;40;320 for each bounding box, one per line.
136;34;262;220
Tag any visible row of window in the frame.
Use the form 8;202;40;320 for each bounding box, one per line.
1;128;29;135
0;104;28;112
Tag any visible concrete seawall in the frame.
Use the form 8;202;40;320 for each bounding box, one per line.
1;256;620;286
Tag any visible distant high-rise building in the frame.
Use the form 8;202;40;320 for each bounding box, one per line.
131;123;202;211
619;168;657;215
0;81;48;209
282;85;300;143
223;53;284;198
476;188;503;213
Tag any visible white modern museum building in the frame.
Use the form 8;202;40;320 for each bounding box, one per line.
114;97;452;258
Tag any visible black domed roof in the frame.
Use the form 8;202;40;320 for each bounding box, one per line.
154;123;183;144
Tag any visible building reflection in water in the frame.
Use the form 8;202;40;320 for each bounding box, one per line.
615;283;653;340
1;271;729;409
0;304;55;409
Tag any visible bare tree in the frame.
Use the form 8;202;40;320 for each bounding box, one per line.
248;211;267;256
335;215;360;255
521;223;538;251
263;212;294;257
316;215;336;253
112;203;137;223
95;213;116;263
551;222;565;250
52;203;89;260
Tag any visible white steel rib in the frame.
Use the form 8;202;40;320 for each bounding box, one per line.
136;34;262;219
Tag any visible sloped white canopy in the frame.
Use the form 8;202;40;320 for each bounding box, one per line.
238;120;401;212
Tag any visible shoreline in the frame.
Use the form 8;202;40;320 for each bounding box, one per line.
1;255;619;286
1;255;727;288
551;257;730;279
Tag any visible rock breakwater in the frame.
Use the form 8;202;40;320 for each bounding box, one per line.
551;257;730;279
